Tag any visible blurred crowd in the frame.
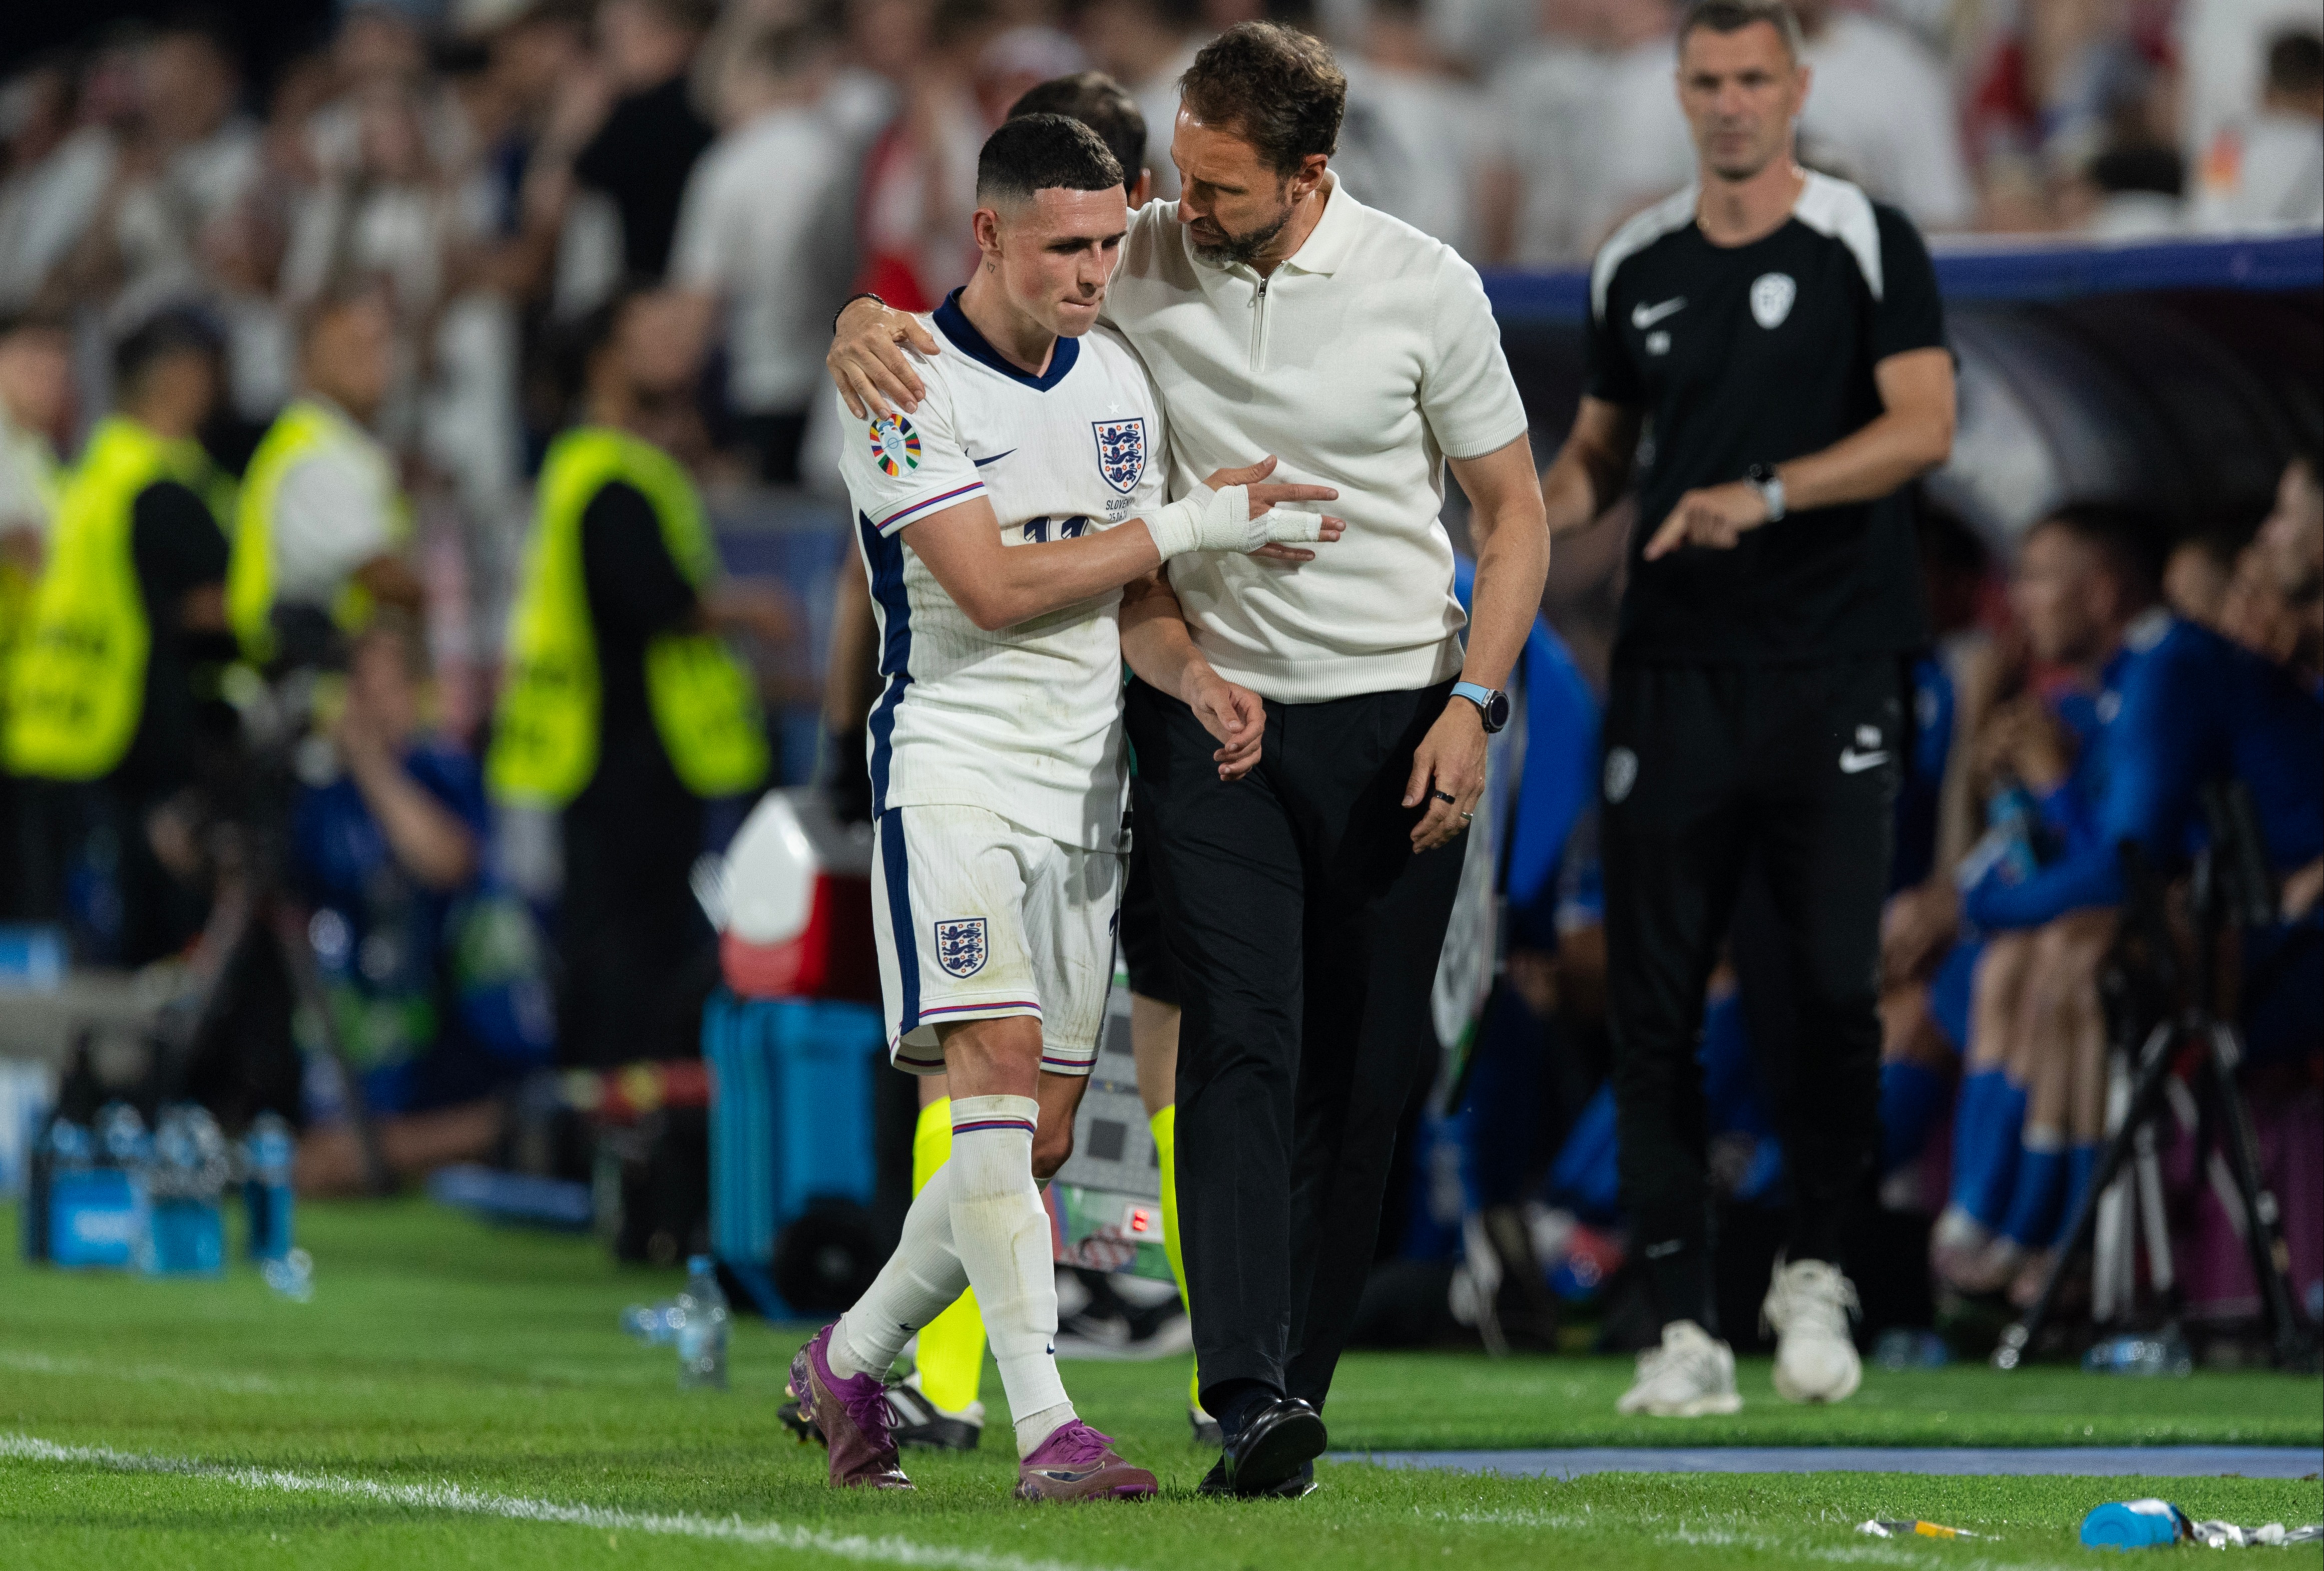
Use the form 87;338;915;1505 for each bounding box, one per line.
3;0;2319;514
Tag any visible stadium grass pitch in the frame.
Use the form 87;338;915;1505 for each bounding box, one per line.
3;1200;2317;1570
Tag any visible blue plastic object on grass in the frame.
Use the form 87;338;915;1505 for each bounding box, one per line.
147;1104;229;1276
2082;1333;2193;1377
242;1112;297;1261
2080;1498;2191;1549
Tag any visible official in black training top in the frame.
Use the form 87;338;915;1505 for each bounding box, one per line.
1537;0;1956;1417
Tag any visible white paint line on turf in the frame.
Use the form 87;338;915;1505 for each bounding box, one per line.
0;1434;1119;1571
0;1349;305;1396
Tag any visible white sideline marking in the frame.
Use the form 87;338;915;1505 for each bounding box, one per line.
0;1349;304;1395
1;1434;1116;1571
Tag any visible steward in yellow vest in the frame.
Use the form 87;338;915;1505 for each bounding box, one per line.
488;289;786;1066
5;311;232;962
228;290;421;668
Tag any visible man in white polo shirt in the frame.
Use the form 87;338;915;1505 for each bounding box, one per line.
829;22;1551;1498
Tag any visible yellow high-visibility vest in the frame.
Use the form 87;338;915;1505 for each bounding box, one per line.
5;417;227;780
229;397;410;664
487;426;768;806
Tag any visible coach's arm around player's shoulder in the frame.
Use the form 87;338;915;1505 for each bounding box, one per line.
902;457;1346;633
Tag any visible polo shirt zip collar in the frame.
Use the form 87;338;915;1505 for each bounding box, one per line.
1190;173;1361;373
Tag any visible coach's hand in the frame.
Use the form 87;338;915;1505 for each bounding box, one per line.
829;298;939;421
1405;697;1486;852
1202;457;1343;563
1643;480;1771;560
1185;670;1266;781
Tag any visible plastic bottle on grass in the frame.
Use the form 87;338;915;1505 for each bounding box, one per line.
242;1112;296;1261
673;1255;730;1390
148;1104;229;1276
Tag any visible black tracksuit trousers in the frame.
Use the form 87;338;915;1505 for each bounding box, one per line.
1600;656;1903;1330
1126;675;1467;1413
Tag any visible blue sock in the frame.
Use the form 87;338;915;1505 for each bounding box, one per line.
1879;1060;1946;1175
2001;1140;2066;1248
2049;1144;2100;1249
1950;1071;2026;1230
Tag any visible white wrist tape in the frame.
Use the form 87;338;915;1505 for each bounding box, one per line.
1142;485;1327;561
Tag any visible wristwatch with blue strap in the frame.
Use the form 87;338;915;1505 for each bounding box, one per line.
1451;680;1510;733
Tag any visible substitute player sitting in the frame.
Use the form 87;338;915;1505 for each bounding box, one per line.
788;113;1342;1502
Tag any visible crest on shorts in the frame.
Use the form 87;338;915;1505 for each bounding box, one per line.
1750;272;1796;329
934;917;988;978
871;416;921;478
1092;418;1146;495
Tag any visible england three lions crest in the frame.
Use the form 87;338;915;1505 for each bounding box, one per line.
1093;418;1146;496
934;918;988;978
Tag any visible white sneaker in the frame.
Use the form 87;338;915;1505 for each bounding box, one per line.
1762;1258;1863;1404
1615;1320;1743;1416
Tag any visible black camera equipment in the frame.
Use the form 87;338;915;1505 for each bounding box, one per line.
1994;780;2318;1372
158;608;393;1193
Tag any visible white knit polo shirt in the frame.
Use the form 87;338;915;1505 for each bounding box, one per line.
1102;172;1531;704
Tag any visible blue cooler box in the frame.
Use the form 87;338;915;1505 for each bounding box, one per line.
702;991;885;1317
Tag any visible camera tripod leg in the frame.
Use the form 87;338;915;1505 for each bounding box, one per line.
2202;1022;2317;1371
1996;1020;2179;1369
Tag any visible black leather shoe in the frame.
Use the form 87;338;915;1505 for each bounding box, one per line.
1197;1455;1316;1498
1195;1397;1325;1497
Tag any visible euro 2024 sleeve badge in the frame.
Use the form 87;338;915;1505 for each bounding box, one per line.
872;415;921;478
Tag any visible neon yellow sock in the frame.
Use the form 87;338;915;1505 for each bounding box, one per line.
909;1095;986;1413
1151;1103;1200;1410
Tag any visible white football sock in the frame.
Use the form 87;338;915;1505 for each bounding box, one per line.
946;1094;1074;1456
832;1154;969;1381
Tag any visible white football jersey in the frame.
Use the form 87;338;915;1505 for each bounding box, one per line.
837;291;1171;852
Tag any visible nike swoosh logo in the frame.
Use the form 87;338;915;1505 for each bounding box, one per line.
1632;297;1687;328
1839;748;1890;774
972;449;1016;467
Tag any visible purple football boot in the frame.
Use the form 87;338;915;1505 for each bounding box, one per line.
1014;1420;1158;1502
786;1325;913;1490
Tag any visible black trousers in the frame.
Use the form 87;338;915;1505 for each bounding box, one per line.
1126;676;1466;1411
559;777;718;1070
1600;655;1902;1330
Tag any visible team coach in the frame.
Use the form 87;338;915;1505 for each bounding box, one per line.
830;26;1550;1495
1539;0;1955;1417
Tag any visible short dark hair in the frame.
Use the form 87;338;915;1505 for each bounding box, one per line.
975;113;1125;208
1677;0;1804;59
114;307;223;397
1009;73;1147;185
1177;21;1345;178
2032;502;2166;604
2264;29;2324;97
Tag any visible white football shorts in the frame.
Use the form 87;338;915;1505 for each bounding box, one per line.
870;804;1121;1077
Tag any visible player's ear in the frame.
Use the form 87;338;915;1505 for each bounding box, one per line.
1128;170;1152;207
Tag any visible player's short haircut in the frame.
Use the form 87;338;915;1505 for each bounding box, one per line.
975;113;1125;209
113;306;223;398
1008;72;1147;185
2033;502;2166;604
1677;0;1805;60
2264;29;2324;98
1177;21;1346;177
